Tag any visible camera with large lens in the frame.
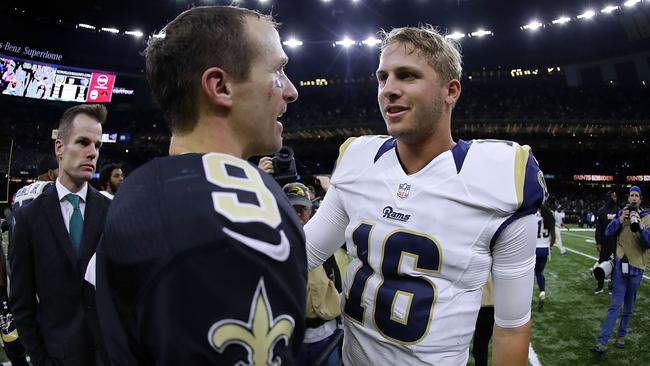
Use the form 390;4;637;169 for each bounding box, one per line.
627;203;640;232
271;146;297;186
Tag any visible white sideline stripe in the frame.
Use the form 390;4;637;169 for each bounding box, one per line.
529;343;543;366
561;228;595;232
563;231;595;239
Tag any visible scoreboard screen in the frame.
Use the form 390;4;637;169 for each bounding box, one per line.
1;54;116;103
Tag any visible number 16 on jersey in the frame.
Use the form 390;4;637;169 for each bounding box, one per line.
344;222;442;344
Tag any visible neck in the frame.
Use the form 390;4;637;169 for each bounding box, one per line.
59;175;85;193
169;117;245;158
395;132;455;175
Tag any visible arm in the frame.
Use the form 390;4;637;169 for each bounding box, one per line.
605;210;623;237
306;266;341;320
304;187;349;270
640;214;650;249
491;214;537;366
493;321;532;366
9;211;47;364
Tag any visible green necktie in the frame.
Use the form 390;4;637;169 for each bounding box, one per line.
65;194;83;253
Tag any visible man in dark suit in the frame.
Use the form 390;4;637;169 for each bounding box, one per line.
10;104;111;366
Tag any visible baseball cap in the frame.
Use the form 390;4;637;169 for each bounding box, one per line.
630;186;642;196
37;155;58;175
283;182;312;207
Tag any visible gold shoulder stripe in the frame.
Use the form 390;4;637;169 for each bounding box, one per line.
514;143;531;208
335;137;357;168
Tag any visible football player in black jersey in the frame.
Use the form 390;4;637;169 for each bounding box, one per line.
95;6;305;365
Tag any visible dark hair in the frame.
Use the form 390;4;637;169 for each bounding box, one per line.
58;104;107;142
145;6;277;134
37;155;58;175
539;204;557;245
99;163;121;190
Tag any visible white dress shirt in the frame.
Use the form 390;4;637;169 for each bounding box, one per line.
56;178;88;234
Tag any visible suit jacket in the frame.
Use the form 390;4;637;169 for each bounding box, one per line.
10;184;110;366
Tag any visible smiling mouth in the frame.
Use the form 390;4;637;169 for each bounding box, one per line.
386;107;408;119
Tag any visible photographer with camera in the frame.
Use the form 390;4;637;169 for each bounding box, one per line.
591;186;650;353
593;190;620;294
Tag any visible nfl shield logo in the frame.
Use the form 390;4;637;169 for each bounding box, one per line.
397;183;411;199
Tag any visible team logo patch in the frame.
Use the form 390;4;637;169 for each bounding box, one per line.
208;278;295;365
397;183;411;199
383;206;411;222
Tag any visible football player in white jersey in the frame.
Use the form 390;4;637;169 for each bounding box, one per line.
535;205;556;308
552;206;568;255
304;26;547;365
9;155;59;265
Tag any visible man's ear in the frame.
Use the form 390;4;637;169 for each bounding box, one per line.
54;139;64;160
444;79;461;106
201;67;233;108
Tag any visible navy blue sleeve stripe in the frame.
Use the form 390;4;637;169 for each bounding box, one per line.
490;151;545;251
489;209;535;251
521;152;546;212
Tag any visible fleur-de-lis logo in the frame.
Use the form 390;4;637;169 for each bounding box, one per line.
208;278;295;366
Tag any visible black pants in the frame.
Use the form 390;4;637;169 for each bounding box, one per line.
597;243;616;288
472;306;494;366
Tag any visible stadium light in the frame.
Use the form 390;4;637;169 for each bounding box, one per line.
125;30;144;38
470;29;493;37
283;38;303;48
258;0;269;3
445;31;466;40
601;5;619;13
552;16;572;24
101;27;120;34
521;20;544;31
362;36;381;47
336;37;357;48
577;10;596;19
624;0;641;7
77;23;96;30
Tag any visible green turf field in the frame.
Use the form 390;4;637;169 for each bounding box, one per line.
2;228;649;365
526;227;650;366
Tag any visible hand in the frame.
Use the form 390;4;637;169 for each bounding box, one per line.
315;175;331;192
258;156;274;174
596;244;602;252
620;208;630;224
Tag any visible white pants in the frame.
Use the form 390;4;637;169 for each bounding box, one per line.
554;227;567;254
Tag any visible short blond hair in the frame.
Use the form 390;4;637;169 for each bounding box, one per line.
379;25;462;84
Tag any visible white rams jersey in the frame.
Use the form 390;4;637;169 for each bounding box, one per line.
553;210;565;228
12;180;54;211
318;136;545;365
536;211;552;249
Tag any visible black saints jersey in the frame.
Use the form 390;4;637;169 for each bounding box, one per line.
96;153;307;365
